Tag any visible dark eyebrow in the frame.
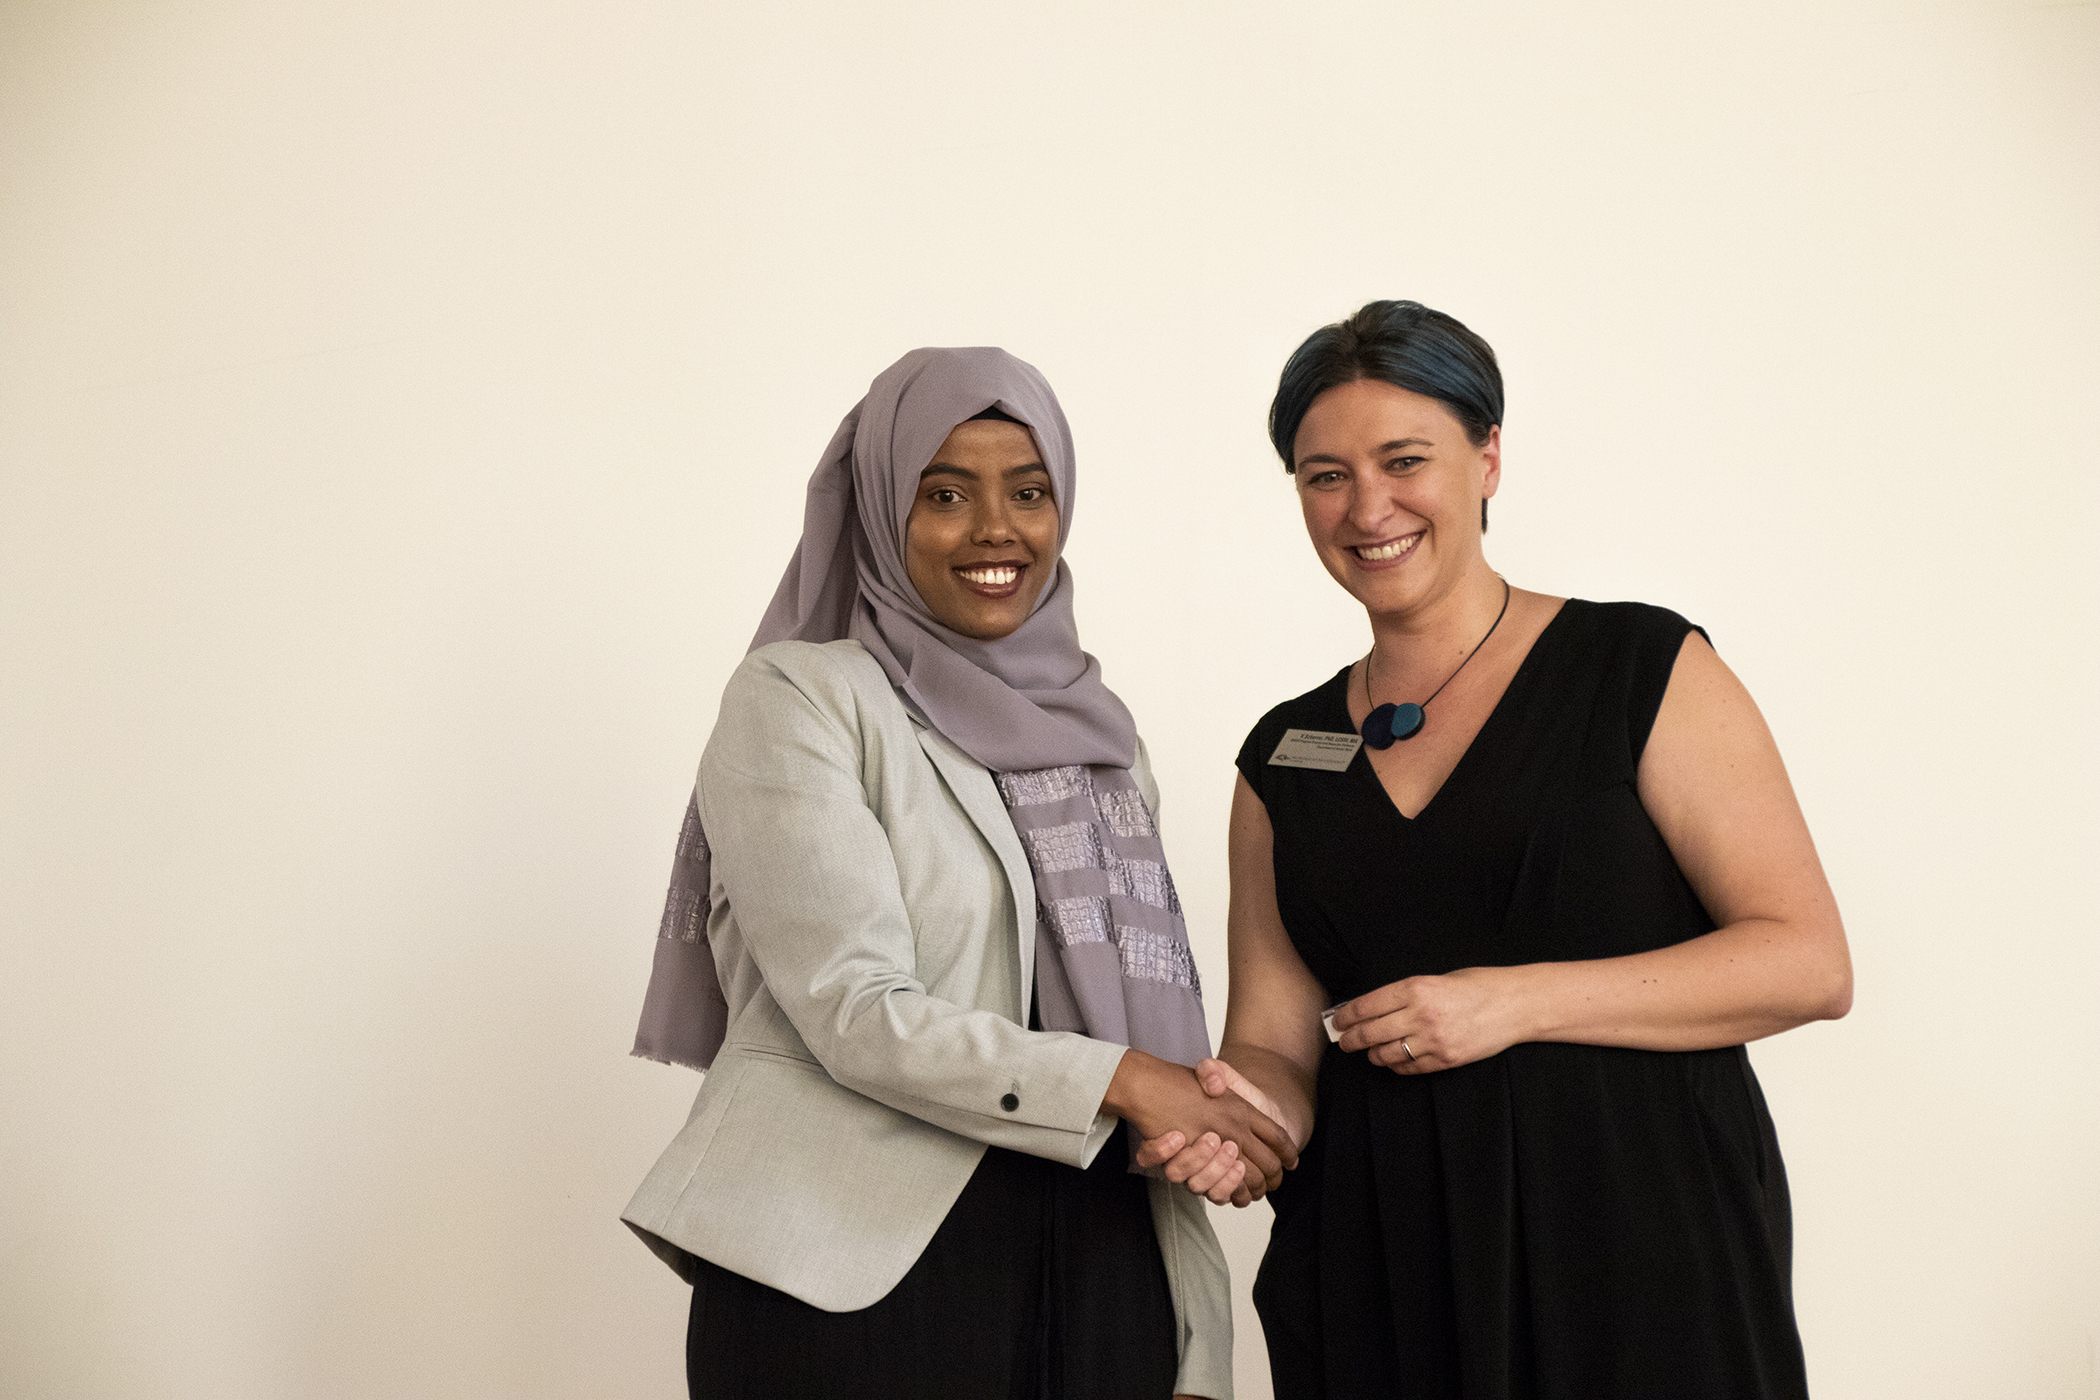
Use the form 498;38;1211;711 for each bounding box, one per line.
1295;438;1436;469
919;462;1051;481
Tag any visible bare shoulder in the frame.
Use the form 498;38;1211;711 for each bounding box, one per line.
1508;585;1567;617
1637;623;1805;876
1647;629;1775;767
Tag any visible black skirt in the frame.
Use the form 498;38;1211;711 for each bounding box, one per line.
685;1122;1178;1400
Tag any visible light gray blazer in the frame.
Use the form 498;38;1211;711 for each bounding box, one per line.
624;639;1232;1398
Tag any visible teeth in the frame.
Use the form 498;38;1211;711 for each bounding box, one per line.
1356;536;1420;562
959;566;1020;586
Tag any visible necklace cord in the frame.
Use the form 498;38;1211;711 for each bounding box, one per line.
1366;576;1513;713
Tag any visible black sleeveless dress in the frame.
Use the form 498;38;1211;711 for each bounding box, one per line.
1237;601;1808;1400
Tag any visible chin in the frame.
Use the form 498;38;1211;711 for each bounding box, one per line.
978;613;1029;641
946;606;1022;642
1344;574;1424;615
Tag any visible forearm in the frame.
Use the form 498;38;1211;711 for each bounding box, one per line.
809;979;1128;1160
1507;916;1852;1052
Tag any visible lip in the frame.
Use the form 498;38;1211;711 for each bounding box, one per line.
953;559;1030;599
1345;532;1424;571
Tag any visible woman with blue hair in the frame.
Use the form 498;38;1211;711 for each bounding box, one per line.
1143;301;1852;1399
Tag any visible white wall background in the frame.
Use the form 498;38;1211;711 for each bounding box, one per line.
2;3;2094;1397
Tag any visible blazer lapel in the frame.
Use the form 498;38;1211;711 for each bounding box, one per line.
914;724;1039;1015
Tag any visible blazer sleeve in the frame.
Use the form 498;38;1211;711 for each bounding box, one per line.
697;645;1129;1167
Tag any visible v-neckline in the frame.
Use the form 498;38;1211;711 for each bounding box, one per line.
1333;598;1578;825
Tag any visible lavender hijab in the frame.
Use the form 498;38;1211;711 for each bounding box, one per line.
633;347;1212;1072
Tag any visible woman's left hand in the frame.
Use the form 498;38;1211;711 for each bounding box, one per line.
1329;965;1529;1074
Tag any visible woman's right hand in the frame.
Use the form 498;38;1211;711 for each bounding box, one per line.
1136;1058;1305;1205
1103;1050;1297;1197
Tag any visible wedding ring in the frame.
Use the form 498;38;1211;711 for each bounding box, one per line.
1402;1039;1417;1063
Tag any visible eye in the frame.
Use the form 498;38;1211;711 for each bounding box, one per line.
1386;455;1426;472
1013;485;1048;503
1306;469;1346;488
927;487;964;505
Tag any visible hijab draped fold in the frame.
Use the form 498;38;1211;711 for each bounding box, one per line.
633;347;1211;1074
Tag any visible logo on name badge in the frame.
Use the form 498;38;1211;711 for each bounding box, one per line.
1267;728;1364;772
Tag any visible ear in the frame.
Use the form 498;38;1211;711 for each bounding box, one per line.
1479;425;1503;502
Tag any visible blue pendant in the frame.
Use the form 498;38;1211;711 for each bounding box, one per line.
1362;701;1427;750
1362;703;1397;749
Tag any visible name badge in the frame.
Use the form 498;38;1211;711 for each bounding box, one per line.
1267;728;1363;772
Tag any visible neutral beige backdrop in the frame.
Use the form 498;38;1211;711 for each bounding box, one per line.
2;3;2094;1398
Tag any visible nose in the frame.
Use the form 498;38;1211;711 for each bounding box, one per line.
971;496;1019;546
1343;474;1397;536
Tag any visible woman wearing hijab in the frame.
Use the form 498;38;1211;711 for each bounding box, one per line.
623;346;1292;1400
1139;302;1852;1398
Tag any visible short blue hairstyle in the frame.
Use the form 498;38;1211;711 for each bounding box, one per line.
1268;300;1504;529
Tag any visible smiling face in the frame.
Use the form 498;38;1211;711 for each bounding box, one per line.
1292;378;1500;617
904;418;1061;640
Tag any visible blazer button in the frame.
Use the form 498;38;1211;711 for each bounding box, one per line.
1000;1093;1020;1112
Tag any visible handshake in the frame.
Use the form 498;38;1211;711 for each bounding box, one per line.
1102;1051;1307;1208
